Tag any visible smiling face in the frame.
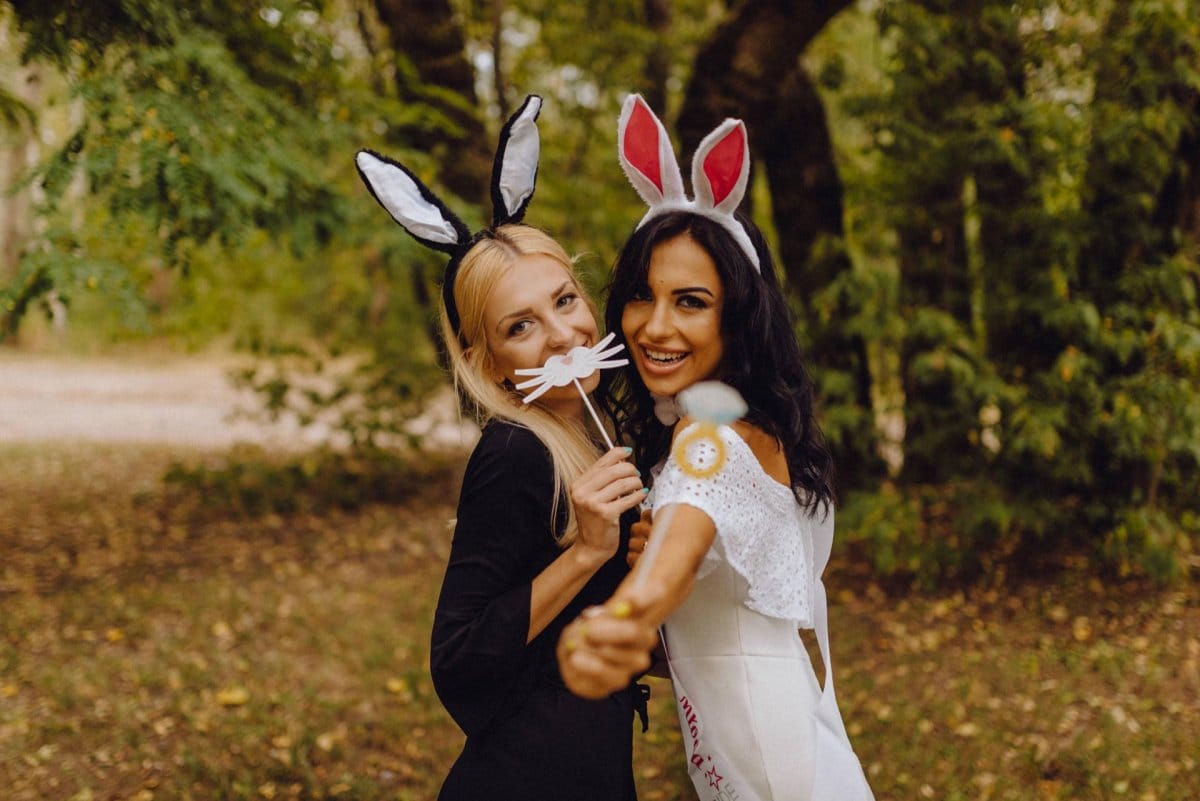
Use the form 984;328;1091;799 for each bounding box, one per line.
620;232;725;398
482;253;600;418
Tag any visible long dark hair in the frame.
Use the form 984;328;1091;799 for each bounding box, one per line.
599;211;836;514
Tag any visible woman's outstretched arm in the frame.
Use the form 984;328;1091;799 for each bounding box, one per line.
558;419;790;697
556;502;713;698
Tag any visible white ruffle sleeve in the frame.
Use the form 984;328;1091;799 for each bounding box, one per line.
650;423;817;625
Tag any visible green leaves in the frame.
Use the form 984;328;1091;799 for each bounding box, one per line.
1;0;444;351
3;0;1197;586
829;0;1200;584
1;243;147;337
63;33;343;257
0;80;35;130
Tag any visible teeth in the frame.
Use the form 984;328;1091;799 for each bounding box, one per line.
644;347;686;364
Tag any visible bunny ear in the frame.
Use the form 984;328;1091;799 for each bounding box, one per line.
689;118;760;271
618;94;685;208
492;94;543;226
691;118;750;214
355;149;471;254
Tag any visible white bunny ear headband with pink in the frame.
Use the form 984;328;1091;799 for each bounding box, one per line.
617;93;759;271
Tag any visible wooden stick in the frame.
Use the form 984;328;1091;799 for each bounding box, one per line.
573;377;616;451
631;502;677;592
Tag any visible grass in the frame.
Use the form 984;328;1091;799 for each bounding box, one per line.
1;442;1197;801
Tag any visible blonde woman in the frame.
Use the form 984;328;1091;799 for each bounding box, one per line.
356;97;647;801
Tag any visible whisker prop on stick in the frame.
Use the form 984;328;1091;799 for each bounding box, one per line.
513;332;628;450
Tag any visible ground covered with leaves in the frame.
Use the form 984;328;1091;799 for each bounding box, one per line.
1;442;1196;801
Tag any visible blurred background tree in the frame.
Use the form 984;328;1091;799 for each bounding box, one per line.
1;0;1196;585
837;0;1200;585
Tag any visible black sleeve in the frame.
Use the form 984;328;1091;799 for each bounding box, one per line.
429;422;560;736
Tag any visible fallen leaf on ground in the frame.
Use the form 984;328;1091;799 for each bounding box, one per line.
216;686;250;706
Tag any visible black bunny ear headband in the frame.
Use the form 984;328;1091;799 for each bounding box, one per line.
355;94;543;336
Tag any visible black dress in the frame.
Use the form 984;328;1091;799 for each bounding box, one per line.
431;420;643;801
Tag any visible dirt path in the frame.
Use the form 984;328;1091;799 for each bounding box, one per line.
0;351;477;451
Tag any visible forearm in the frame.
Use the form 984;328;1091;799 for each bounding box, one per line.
610;503;713;627
527;542;610;642
555;507;712;700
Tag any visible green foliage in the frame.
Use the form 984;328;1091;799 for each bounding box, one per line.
2;0;431;317
825;0;1200;585
4;2;347;328
1100;506;1198;583
3;0;1199;588
0;81;34;130
463;0;724;286
73;35;346;255
840;480;1027;590
0;241;148;338
228;336;445;452
1;0;455;436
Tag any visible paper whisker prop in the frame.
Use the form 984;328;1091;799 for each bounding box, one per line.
513;332;628;450
632;381;748;591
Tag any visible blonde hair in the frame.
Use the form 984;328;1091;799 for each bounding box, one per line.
441;224;606;546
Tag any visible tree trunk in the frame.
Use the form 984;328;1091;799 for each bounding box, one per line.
675;0;852;164
641;0;671;114
491;0;509;119
764;63;881;489
762;64;846;304
353;0;390;96
372;0;491;204
675;0;878;490
0;64;40;283
368;0;488;370
1152;90;1200;250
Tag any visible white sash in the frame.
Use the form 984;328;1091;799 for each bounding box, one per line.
809;510;875;801
666;662;758;801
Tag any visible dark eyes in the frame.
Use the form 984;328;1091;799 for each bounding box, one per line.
507;293;579;337
628;289;709;310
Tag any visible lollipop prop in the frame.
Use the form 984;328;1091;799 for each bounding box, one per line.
632;381;748;591
513;332;628;450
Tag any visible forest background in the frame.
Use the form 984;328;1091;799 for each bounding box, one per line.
1;1;1198;800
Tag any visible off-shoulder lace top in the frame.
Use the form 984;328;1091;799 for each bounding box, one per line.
647;422;818;626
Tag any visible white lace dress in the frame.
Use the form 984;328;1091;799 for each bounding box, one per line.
649;423;874;801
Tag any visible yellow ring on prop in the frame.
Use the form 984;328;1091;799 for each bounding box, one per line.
672;422;726;480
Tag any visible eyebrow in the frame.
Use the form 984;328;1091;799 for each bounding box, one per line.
496;281;574;333
672;286;716;297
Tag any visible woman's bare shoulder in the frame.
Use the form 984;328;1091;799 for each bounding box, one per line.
731;421;789;486
671;417;789;486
